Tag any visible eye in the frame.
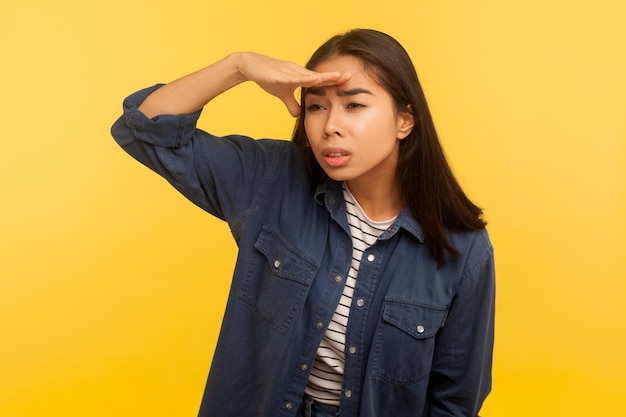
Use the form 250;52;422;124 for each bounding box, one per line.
306;103;325;112
346;102;365;110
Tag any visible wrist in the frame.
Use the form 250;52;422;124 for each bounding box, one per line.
228;52;251;84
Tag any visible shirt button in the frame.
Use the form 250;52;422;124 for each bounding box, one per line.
285;402;293;409
316;321;324;328
300;364;308;371
416;325;425;334
345;389;352;398
367;254;375;262
335;275;343;283
356;298;365;307
388;226;395;233
273;259;281;269
348;346;357;354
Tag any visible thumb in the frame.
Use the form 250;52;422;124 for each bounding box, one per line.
281;94;302;117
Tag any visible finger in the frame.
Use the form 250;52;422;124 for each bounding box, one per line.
302;71;352;87
318;72;352;86
281;94;301;117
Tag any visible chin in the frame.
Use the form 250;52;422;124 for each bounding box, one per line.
321;169;351;182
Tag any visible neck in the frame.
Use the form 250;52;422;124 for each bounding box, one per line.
345;178;402;221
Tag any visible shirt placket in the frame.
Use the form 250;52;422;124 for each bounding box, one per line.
340;239;386;417
280;202;354;416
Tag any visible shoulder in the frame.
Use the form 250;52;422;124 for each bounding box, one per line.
448;227;492;253
193;134;304;173
447;228;494;274
218;135;300;156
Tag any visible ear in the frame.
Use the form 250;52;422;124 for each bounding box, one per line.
396;110;415;140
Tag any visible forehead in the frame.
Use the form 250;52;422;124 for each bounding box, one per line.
312;54;364;71
312;55;377;80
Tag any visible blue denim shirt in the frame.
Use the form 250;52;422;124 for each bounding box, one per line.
111;85;495;417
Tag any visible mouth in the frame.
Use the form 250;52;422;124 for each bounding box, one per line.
322;147;351;167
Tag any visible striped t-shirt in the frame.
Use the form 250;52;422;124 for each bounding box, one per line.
304;184;396;405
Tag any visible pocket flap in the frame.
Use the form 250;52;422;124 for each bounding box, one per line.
382;298;448;339
254;226;320;285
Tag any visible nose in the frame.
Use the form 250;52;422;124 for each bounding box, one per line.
323;107;344;138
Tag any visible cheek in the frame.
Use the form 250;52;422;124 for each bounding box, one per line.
354;113;393;138
303;117;312;136
303;118;319;144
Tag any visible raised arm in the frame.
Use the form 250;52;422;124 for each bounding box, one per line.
138;52;351;118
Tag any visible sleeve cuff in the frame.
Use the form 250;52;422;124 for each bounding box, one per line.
121;84;203;148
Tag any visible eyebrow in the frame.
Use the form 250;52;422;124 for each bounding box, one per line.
305;87;373;97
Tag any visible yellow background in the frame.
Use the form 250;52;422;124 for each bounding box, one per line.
1;0;624;415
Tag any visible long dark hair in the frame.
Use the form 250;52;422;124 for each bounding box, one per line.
292;29;486;266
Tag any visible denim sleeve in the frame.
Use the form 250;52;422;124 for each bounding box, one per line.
110;85;281;228
427;230;495;417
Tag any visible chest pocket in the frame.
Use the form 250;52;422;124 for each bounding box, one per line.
372;298;448;384
239;226;320;334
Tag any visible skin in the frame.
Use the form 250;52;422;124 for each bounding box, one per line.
137;52;351;118
136;52;413;220
304;56;414;220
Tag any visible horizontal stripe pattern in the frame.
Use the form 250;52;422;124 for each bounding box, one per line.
305;185;395;405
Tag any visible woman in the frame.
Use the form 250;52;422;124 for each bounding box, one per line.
112;28;495;417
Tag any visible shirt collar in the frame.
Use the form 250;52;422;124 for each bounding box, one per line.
314;178;425;243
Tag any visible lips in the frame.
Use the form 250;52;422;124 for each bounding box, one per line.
322;147;352;167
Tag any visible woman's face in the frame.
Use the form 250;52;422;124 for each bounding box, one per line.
304;55;413;190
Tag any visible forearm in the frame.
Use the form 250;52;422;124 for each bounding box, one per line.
136;51;350;118
138;52;247;118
